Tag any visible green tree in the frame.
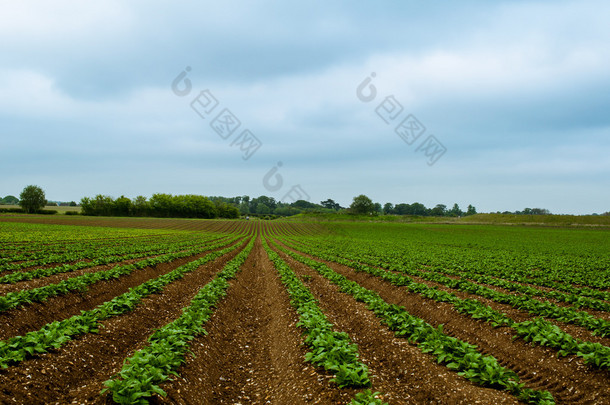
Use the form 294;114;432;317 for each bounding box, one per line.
69;201;77;207
256;203;270;215
131;196;149;216
373;202;382;215
383;202;394;215
291;200;318;210
19;185;47;213
238;200;250;215
449;203;463;217
466;204;477;216
349;194;375;215
2;195;19;205
113;196;132;216
430;204;447;217
320;198;341;210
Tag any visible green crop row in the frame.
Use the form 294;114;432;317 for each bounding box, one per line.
102;237;255;404
0;233;207;272
270;240;555;405
289;238;610;338
0;236;242;312
262;237;371;389
0;239;245;370
0;235;229;284
280;238;610;371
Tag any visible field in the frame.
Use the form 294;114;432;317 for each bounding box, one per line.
0;216;609;404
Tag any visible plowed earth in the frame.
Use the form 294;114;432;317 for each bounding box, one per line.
275;239;610;404
2;217;609;404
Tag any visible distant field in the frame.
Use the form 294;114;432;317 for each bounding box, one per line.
0;205;81;214
288;212;610;226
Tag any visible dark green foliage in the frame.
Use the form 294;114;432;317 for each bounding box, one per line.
263;238;371;389
1;195;19;205
349;195;376;215
103;238;255;403
19;185;47;213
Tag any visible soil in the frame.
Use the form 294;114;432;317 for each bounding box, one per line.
1;218;609;405
275;239;610;404
0;239;246;404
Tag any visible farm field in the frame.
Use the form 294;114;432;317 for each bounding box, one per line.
0;217;609;404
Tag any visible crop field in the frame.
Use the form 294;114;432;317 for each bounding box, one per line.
0;217;609;404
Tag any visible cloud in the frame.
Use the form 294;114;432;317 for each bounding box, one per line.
0;1;609;214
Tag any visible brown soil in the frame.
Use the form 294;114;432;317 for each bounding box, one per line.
272;243;520;404
158;237;354;404
0;240;247;404
277;240;610;404
0;239;243;341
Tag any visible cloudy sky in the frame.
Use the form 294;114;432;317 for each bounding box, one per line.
1;1;609;214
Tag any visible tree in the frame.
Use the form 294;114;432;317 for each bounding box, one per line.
69;201;77;207
430;204;447;217
291;200;318;210
466;204;477;216
131;196;149;216
320;198;341;211
256;203;270;215
449;203;463;217
373;202;382;215
349;194;375;215
410;202;428;216
215;202;239;218
113;196;132;216
238;200;250;215
383;202;394;215
19;185;47;213
2;195;19;205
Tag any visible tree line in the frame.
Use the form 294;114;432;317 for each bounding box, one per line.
8;185;610;218
80;194;240;219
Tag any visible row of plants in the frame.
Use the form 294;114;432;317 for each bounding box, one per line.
0;233;209;272
297;222;610;290
0;235;243;312
279;238;610;370
415;261;610;313
0;235;229;284
0;223;181;263
262;237;371;389
289;238;610;337
101;236;256;404
339;240;610;305
0;239;247;369
269;240;555;404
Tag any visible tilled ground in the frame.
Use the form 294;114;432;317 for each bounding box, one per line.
0;240;247;404
158;237;354;404
276;240;610;404
0;239;243;341
272;243;519;404
2;231;609;404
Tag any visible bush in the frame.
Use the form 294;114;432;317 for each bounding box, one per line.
65;211;80;216
0;208;24;214
36;210;57;215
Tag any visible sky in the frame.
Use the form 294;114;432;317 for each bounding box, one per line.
1;1;609;214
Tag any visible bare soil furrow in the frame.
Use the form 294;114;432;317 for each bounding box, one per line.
282;242;610;404
159;238;353;405
274;244;520;404
0;241;246;405
0;240;241;341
